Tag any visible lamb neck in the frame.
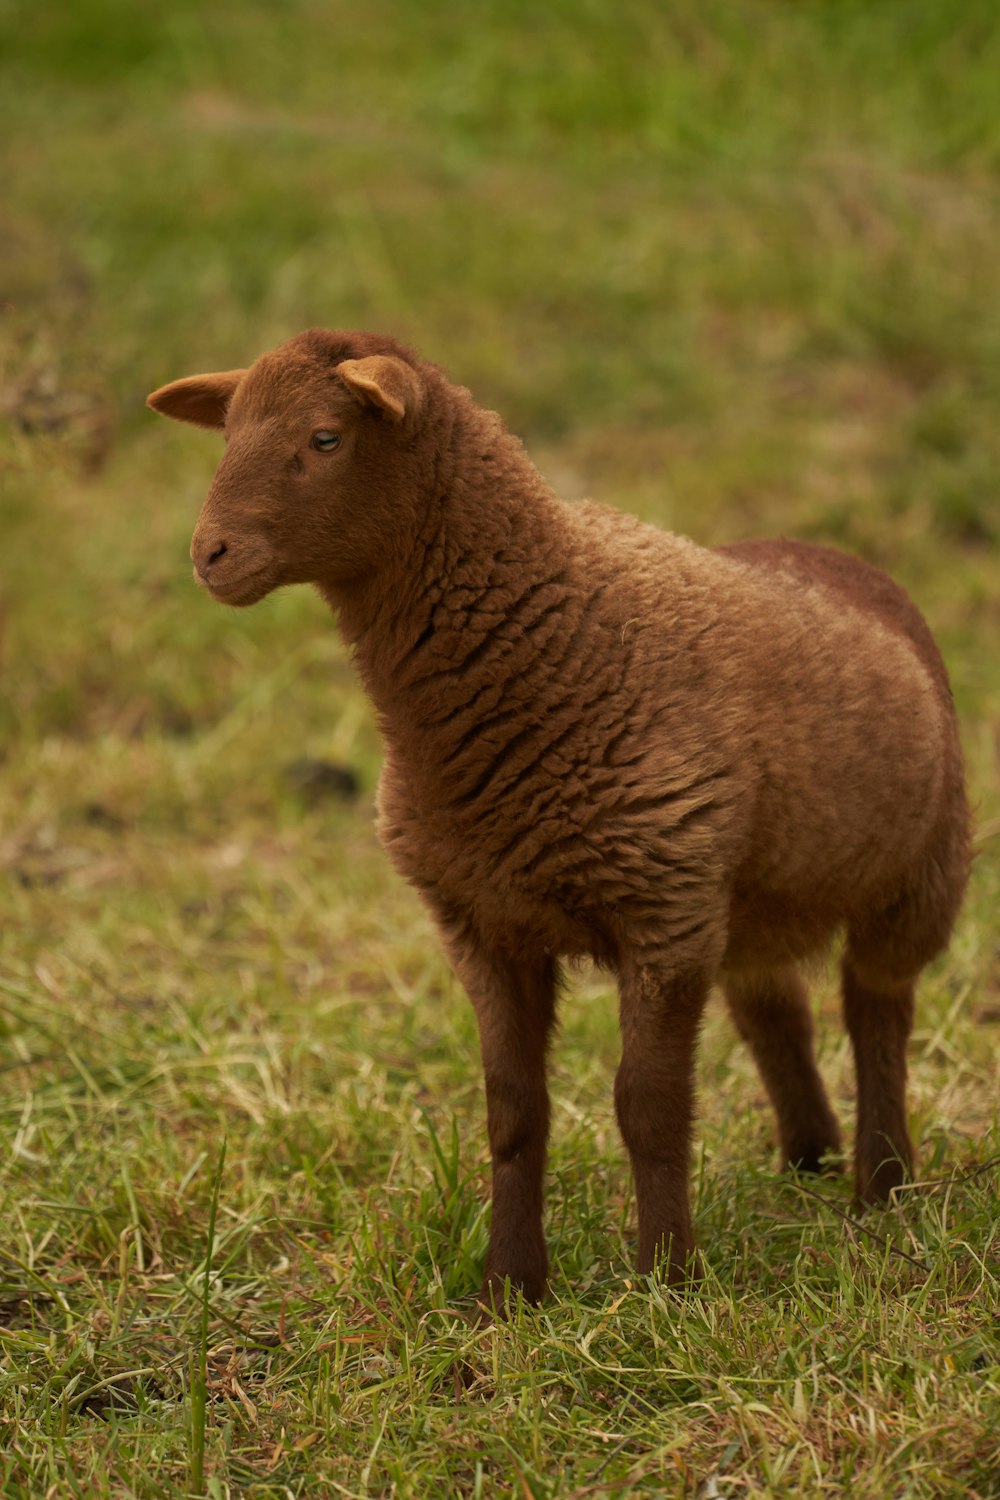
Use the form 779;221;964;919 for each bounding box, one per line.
338;405;570;755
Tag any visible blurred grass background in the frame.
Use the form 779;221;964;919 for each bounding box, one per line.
1;1;998;1496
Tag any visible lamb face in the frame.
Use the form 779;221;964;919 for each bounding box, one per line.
147;336;425;605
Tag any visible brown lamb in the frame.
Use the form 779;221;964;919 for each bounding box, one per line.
148;328;970;1307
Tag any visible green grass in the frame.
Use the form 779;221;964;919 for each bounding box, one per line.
1;1;999;1494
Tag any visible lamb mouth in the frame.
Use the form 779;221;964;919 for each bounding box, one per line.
199;567;275;605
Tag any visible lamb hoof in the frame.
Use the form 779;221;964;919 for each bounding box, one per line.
637;1241;702;1291
477;1266;547;1319
784;1143;843;1177
855;1155;909;1205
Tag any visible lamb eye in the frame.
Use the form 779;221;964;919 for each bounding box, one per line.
311;430;341;453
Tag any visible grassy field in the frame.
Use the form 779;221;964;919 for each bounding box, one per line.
1;0;999;1494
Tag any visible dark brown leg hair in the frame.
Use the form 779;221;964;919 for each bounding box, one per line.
724;966;842;1174
614;963;708;1285
441;923;558;1309
841;951;916;1203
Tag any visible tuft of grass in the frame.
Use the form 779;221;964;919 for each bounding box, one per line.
2;1;999;1495
189;1138;226;1496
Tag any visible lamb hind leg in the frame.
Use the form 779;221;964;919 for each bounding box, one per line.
843;837;968;1205
724;966;842;1174
440;923;558;1309
614;963;709;1285
841;951;916;1203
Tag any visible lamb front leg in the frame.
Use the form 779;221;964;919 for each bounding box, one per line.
614;962;709;1285
439;920;558;1308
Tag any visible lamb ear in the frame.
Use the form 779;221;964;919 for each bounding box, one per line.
337;356;422;423
146;369;247;429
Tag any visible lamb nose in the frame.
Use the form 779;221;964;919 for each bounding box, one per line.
192;539;228;579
